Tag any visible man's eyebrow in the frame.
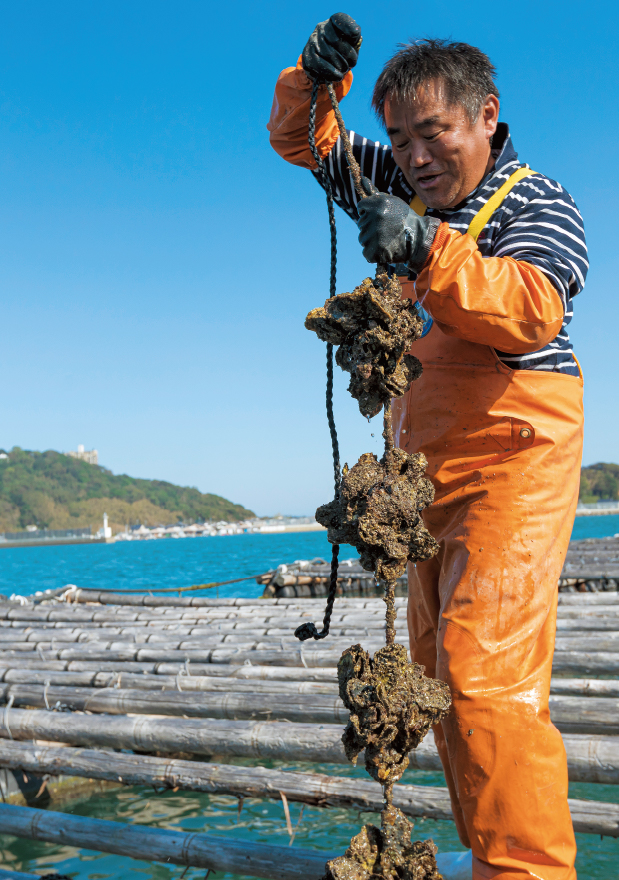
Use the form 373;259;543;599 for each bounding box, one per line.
386;116;442;137
417;115;441;127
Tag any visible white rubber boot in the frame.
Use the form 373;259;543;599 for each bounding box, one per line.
435;850;472;880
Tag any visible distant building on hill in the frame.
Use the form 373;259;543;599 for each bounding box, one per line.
66;444;98;466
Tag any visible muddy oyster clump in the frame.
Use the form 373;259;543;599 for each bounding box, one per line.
322;805;443;880
305;273;423;419
338;643;451;787
316;448;438;581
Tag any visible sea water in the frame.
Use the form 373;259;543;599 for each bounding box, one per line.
1;518;618;878
2;513;617;599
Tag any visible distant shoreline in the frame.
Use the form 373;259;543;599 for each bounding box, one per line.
0;515;610;550
574;509;619;517
0;524;326;549
0;536;112;549
256;523;326;534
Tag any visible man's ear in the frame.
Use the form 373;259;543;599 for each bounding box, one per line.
482;95;500;139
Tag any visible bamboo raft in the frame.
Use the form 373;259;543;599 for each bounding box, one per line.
259;537;619;598
1;586;619;877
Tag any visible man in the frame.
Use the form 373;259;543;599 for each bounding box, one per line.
268;15;587;880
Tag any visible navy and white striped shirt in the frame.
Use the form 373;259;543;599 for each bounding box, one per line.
312;123;588;375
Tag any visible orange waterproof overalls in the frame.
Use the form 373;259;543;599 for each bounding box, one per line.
268;61;583;879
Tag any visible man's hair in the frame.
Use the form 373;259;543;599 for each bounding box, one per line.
372;38;499;125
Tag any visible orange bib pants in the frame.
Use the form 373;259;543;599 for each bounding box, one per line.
267;64;584;878
393;286;583;879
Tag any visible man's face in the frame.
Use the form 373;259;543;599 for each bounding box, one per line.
384;79;499;210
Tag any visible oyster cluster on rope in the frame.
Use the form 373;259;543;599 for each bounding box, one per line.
338;643;451;786
322;805;443;880
305;273;423;419
305;204;449;878
316;449;438;581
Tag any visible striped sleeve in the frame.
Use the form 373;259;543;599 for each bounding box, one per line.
312;131;401;222
489;174;589;308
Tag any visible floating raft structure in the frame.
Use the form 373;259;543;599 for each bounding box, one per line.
259;535;619;599
0;574;619;876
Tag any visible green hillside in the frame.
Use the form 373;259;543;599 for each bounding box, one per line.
580;462;619;503
0;447;254;534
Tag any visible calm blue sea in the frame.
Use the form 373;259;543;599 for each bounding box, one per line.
1;518;618;879
0;530;359;599
2;513;617;599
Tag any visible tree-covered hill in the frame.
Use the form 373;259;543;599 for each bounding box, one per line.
580;463;619;503
0;448;254;533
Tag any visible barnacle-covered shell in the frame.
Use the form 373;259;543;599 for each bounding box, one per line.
316;449;438;581
337;643;451;785
322;805;444;880
305;273;423;419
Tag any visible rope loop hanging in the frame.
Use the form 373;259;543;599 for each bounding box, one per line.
294;79;392;642
294;80;341;642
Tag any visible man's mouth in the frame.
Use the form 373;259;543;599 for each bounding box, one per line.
415;171;443;190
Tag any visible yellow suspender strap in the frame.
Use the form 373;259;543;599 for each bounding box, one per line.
467;167;537;241
409;194;426;216
409;167;537;240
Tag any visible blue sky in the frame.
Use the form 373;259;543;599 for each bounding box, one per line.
0;0;616;516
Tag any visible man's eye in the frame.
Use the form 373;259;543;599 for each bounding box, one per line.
425;132;441;141
395;143;408;151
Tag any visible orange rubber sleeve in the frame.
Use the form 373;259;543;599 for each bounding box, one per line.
267;57;353;170
416;225;565;354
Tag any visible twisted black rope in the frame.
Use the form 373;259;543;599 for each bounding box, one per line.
295;81;341;643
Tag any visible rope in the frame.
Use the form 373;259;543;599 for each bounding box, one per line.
35;574;268;605
326;84;364;198
294;80;394;642
295;81;341;643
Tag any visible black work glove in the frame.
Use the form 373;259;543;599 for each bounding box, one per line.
302;13;362;83
357;178;441;271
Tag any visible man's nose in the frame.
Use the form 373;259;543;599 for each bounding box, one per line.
410;147;433;168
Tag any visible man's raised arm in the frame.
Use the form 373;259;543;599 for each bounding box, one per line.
267;14;360;169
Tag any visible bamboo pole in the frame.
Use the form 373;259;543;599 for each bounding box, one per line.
1;684;616;732
2;667;619;700
0;740;452;820
0;597;409;616
0;803;334;880
0;669;338;695
550;678;619;697
558;593;619;605
5;606;619;633
552;651;619;675
548;695;619;734
5;593;619;624
0;708;449;769
555;635;619;651
0;684;351;724
0;741;617;837
4;601;619;621
0;647;346;667
33;587;619;607
556;618;619;631
0;624;390;638
558;607;619;618
60;660;338;680
7;631;619;654
1;644;618;675
5;615;619;639
6;615;619;651
1;708;619;784
3;607;619;636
